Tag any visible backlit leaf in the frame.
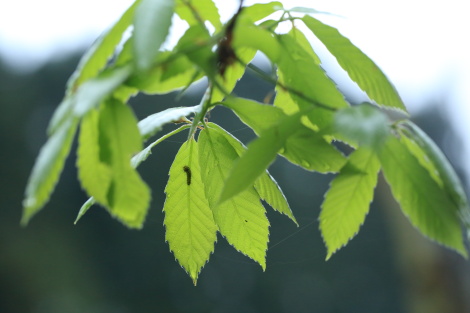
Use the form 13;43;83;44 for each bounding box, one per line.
176;0;222;31
241;2;283;22
320;147;380;259
164;139;217;284
133;0;175;72
22;118;78;225
199;125;269;269
379;136;467;257
302;15;407;113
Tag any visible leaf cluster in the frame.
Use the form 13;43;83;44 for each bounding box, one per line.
22;0;470;284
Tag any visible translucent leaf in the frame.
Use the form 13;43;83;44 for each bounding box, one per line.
164;139;217;284
77;109;113;205
240;2;283;22
67;0;140;92
127;52;203;95
205;122;296;224
232;24;281;62
138;105;200;140
219;112;304;204
334;104;390;149
223;97;345;173
176;0;222;31
320;147;380;259
379;136;467;257
73;65;132;117
199;126;269;269
22;118;78;225
276;33;348;110
302;15;407;113
133;0;175;72
76;125;191;224
211;47;257;103
96;99;151;228
47;96;74;135
397;121;470;234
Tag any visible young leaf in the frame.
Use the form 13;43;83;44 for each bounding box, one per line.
198;126;269;269
96;99;151;228
77;109;113;205
232;23;281;62
397;121;470;232
222;97;345;173
164;139;217;284
22;118;78;225
240;2;283;23
320;147;380;259
379;136;467;257
67;0;141;92
302;15;407;113
138;105;200;141
333;103;390;149
206;122;296;224
219;112;304;204
276;33;348;110
73;65;132;117
175;0;222;31
133;0;175;72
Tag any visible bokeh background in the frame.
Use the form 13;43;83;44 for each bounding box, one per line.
1;1;470;312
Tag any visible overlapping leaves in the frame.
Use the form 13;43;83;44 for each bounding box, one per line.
22;0;470;285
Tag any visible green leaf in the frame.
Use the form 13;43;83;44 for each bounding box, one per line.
164;139;217;284
206;122;296;224
397;121;470;234
73;65;132;117
211;47;257;103
66;0;140;92
133;0;175;72
127;52;203;95
222;97;345;173
47;96;74;135
138;105;200;141
175;0;222;31
240;2;283;22
334;104;390;149
379;136;467;257
281;126;346;173
320;147;380;259
199;125;269;269
276;33;348;110
232;23;281;62
302;15;407;113
77;109;113;205
220;112;304;204
22;118;78;225
96;99;151;228
76;125;191;224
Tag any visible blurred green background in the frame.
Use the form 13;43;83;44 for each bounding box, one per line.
1;49;470;313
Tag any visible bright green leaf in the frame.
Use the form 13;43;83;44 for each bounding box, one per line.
302;15;407;113
379;136;467;257
133;0;175;72
241;2;283;22
232;24;281;62
176;0;222;31
320;147;380;259
66;0;140;92
22;118;78;225
397;121;470;234
219;112;304;204
206;122;296;224
138;105;200;141
73;65;132;117
164;139;217;284
77;109;113;205
199;125;269;269
97;99;151;228
74;197;96;224
334;103;390;149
